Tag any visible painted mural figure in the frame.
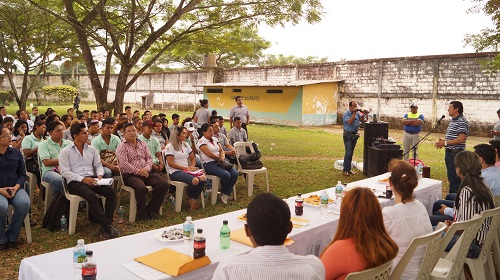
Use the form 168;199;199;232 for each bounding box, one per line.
229;96;250;136
402;103;424;161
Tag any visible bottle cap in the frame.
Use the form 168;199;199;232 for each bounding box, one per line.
86;250;93;256
223;220;228;225
337;181;341;184
78;239;84;244
298;193;302;196
186;216;192;221
197;228;203;233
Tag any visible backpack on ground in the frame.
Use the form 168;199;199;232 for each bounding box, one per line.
42;193;70;231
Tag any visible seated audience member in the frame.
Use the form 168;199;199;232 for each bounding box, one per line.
102;108;110;120
82;110;90;121
67;107;75;119
165;127;207;210
30;107;39;122
64;118;80;141
212;121;236;164
133;110;140;119
133;117;143;136
198;123;238;204
61;114;73;132
383;160;433;279
151;118;168;149
442;150;494;258
142;110;152;121
114;113;129;140
321;187;398;280
161;117;171;141
45;114;61;127
11;120;28;150
429;144;500;225
0;106;14;120
91;118;121;178
169;113;180;136
138;120;164;173
38;121;72;195
22;121;46;187
218;116;228;137
15;109;33;132
209;115;218;122
87;119;100;143
229;117;248;145
212;193;325;280
124;106;132;122
116;123;169;221
490;140;500;170
2;117;14;133
59;123;119;238
34;114;47;124
0;127;30;250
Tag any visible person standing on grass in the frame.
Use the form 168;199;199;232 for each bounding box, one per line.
342;101;360;177
229;96;250;136
434;101;469;194
491;109;500;141
73;93;80;111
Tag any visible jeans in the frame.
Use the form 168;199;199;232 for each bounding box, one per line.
429;199;455;226
0;189;30;244
445;149;462;193
42;170;64;196
122;173;169;220
103;167;113;179
170;171;206;199
203;161;238;196
343;133;359;172
67;181;117;226
445;233;483;259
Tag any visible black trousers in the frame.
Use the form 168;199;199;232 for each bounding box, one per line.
67;181;117;226
122;173;169;220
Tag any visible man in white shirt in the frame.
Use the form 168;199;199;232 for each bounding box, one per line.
212;193;325;280
229;96;250;135
59;123;119;239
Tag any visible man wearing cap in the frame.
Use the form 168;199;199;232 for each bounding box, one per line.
139;120;164;173
87;119;100;143
229;96;250;136
402;103;425;161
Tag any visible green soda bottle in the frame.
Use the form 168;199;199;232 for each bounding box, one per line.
220;220;231;249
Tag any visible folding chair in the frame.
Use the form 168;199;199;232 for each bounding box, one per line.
346;260;393;280
233;142;269;197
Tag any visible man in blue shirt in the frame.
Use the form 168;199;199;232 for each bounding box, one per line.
342;101;360;176
402;103;424;161
0;127;30;250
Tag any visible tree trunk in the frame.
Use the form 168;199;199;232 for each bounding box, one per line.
113;68;131;115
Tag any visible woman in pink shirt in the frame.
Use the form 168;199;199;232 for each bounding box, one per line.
321;187;398;280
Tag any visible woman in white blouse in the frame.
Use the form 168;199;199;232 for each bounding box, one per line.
383;159;433;279
164;127;206;210
197;123;238;204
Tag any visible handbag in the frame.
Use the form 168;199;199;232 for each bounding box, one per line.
217;158;233;171
100;150;118;165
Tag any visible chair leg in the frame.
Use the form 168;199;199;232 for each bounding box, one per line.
265;171;269;192
43;184;53;216
175;185;185;213
128;190;137;223
200;190;205;209
23;212;32;244
68;199;79;235
246;173;255;197
487;253;496;280
210;177;221;205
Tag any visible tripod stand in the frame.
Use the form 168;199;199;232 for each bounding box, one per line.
402;117;444;167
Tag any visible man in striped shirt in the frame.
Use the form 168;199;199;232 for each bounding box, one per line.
212;193;325;280
435;101;469;193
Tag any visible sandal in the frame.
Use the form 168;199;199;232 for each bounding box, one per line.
343;171;350;176
348;170;356;175
188;198;199;210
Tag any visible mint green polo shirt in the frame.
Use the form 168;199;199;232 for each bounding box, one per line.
138;135;161;165
38;137;72;176
91;133;121;152
21;134;45;159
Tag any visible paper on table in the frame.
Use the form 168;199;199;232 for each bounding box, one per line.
134;248;211;276
97;178;114;186
122;261;171;280
291;217;311;228
230;227;294;247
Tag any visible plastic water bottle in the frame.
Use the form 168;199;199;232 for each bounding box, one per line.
193;228;206;259
81;250;97;280
320;190;329;218
417;163;424;180
61;215;67;233
335;181;344;205
117;206;125;223
73;239;87;268
183;216;194;255
220;220;231;249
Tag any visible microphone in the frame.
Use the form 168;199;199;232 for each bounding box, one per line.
437;115;445;123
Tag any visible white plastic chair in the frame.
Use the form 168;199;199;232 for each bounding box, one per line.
233;142;269;197
200;163;237;205
430;214;485;279
494;195;500;208
37;156;53;215
26;171;37;205
390;224;446;280
162;172;205;213
62;178;106;235
464;207;500;279
7;205;32;244
346;260;393;280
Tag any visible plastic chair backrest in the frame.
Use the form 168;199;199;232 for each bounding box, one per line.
438;214;485;278
494;196;500;208
346;260;393;280
233;142;252;170
390;224;446;280
473;206;500;263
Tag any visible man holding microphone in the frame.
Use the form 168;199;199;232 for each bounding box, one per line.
342;101;361;176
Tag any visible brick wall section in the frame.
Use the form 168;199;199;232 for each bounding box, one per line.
2;52;500;135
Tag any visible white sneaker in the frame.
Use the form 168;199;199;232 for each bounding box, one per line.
221;194;229;204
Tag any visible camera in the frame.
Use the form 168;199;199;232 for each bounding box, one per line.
356;109;363;112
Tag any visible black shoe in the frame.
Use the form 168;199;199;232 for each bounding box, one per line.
98;226;112;239
7;241;17;249
0;243;6;250
104;224;120;238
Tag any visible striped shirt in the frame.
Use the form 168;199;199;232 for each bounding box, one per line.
116;139;152;175
454;186;492;244
445;114;469;151
211;245;325;280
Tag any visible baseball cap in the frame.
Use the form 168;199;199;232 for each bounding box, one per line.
88;119;99;126
184;122;195;132
142;120;154;127
410;103;418;108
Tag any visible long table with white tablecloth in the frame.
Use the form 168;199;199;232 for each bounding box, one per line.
18;173;442;280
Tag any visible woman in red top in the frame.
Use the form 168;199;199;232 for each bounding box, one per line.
321;187;398;280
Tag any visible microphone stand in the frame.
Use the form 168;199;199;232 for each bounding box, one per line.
401;118;444;166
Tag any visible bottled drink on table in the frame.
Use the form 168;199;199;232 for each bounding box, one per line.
117;206;125;223
73;239;87;268
193;228;206;259
220;220;231;249
386;183;393;198
335;181;344;205
417;163;423;180
295;193;304;216
183;216;194;255
61;215;67;233
320;190;329;218
81;250;97;280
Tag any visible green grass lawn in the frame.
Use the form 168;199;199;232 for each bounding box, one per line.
1;104;494;278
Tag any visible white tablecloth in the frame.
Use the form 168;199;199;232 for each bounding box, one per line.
18;173;441;280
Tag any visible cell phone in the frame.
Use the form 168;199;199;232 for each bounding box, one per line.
7;189;12;196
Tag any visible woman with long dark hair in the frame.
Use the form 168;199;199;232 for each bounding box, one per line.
22;121;46;186
444;150;494;258
321;187;398;279
194;99;210;136
11;120;29;150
